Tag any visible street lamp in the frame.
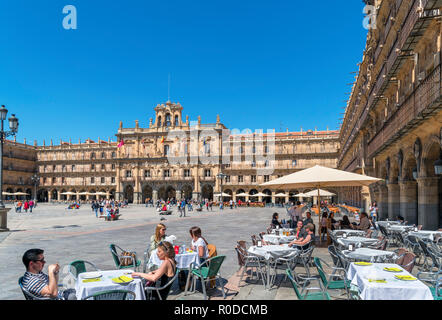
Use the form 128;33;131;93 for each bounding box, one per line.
216;172;227;202
31;174;39;203
0;105;19;209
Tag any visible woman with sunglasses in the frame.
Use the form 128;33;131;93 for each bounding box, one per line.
150;223;167;252
132;241;176;300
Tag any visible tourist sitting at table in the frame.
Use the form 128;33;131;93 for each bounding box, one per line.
294;220;307;240
328;212;337;231
287;224;314;250
189;226;209;264
271;213;282;228
351;212;370;231
21;248;76;300
302;211;314;234
150;223;167;252
339;215;352;229
132;241;176;300
397;215;405;224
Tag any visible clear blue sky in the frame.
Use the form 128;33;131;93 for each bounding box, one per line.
0;0;367;145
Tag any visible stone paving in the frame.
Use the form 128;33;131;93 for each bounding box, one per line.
0;203;420;300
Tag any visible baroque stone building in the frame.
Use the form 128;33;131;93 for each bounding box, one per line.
338;0;442;229
28;101;340;204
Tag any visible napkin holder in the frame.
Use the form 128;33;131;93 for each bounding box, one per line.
343;233;348;238
348;244;354;251
257;241;262;248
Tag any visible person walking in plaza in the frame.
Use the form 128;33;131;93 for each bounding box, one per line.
29;199;34;213
181;199;187;217
23;200;29;213
209;200;213;211
369;201;378;222
17;200;23;213
229;199;233;210
21;248;76;300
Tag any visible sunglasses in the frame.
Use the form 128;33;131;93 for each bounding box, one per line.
33;258;46;263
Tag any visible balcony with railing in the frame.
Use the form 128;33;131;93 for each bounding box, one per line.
367;64;441;157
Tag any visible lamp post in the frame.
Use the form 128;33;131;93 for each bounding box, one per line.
0;105;19;232
216;172;227;203
31;173;39;203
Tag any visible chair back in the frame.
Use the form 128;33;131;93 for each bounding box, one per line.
235;242;248;267
83;289;136;300
285;269;302;299
417;238;430;256
18;277;54;300
314;257;328;287
205;255;226;278
69;260;86;279
400;252;416;273
251;235;258;246
109;244;121;267
395;248;408;265
327;245;341;268
157;268;179;300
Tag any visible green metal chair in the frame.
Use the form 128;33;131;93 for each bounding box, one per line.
82;289;136;300
68;260;100;280
185;255;226;300
417;270;442;300
285;269;330;300
145;268;179;300
314;257;351;299
18;276;60;300
109;244;141;271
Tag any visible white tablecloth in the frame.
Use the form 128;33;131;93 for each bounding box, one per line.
248;244;298;260
263;234;296;245
337;237;378;247
376;221;400;227
148;249;200;269
332;230;366;237
75;270;146;300
347;263;433;300
409;231;442;241
342;248;397;262
388;225;415;233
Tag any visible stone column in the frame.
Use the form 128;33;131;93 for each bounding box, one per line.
152;190;158;203
176;190;182;201
57;191;61;201
361;186;370;213
0;208;11;232
387;182;400;220
285;193;289;204
377;184;388;220
271;191;276;204
417;177;440;229
399;180;418;225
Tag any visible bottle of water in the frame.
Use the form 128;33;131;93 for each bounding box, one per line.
181;245;186;254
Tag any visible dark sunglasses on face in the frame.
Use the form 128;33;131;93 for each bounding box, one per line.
33;258;46;263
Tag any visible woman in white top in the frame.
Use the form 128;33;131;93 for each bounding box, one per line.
189;226;209;263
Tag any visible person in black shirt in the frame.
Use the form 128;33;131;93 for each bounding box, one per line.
339;215;352;229
272;212;282;228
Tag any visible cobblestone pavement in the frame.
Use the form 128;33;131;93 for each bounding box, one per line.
0;204;418;300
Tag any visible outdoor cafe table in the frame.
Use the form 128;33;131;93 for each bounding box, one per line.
387;225;415;233
408;230;442;242
337;237;378;248
331;229;366;237
342;248;397;263
248;244;298;289
148;248;200;270
347;263;433;300
270;228;294;235
376;221;400;227
263;234;296;245
75;269;146;300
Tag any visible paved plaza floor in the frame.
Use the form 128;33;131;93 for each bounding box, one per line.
0;203;420;300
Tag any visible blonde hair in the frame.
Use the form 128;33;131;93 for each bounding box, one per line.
155;223;166;242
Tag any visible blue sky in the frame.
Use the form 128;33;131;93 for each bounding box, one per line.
0;0;367;145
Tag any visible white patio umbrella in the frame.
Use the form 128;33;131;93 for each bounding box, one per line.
304;189;336;197
261;165;381;224
235;192;249;197
293;193;309;198
214;192;232;198
2;192;14;196
253;192;270;197
13;192;30;196
274;193;288;197
60;192;76;195
95;192;108;196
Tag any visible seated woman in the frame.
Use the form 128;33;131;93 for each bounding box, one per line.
339;215;352;229
189;226;209;264
105;205;112;218
294;220;307;240
132;241;176;300
287;223;314;250
271;213;282;228
150;223;167;252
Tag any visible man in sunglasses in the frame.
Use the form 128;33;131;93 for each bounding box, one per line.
21;248;76;299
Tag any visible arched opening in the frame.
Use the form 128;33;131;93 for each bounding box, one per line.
182;185;193;200
249;189;258;202
157;116;162;127
174;115;179;126
5;187;13;201
262;189;272;204
51;189;58;202
60;189;67;201
223;189;233;203
276;190;286;205
289;190;298;203
109;189;116;200
422;140;442;228
236;189;246;202
165;113;171;127
89;189;97;201
142;185;153;202
124;185;134;203
201;185;214;201
25;188;32;200
37;189;48;202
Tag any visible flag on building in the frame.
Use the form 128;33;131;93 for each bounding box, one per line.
117;139;125;148
160;136;165;144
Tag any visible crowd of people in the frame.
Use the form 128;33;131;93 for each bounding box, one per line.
14;200;36;213
20;223;213;301
91;199;126;219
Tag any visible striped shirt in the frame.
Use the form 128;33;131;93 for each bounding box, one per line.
22;271;49;298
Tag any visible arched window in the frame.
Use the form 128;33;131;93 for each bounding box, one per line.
164;145;170;156
165;114;171;127
91;152;96;159
174;115;179;126
157;116;162;127
101;152;106;159
111;152;116;158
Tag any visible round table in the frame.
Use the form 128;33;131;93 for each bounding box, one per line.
148;249;200;270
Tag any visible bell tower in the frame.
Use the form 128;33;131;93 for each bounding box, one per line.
153;101;184;129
